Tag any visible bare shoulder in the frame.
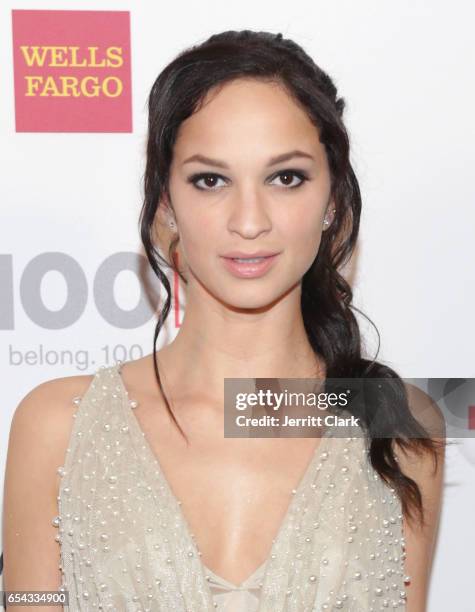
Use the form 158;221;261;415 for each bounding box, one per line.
8;372;96;465
392;381;446;611
2;372;96;597
13;370;95;416
4;370;97;514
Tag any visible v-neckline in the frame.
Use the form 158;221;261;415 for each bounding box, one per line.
113;363;331;606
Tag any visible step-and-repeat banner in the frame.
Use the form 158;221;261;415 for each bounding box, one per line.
1;1;473;610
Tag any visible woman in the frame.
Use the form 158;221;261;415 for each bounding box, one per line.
3;30;445;611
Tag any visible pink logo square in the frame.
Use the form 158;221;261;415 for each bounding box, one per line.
12;10;132;132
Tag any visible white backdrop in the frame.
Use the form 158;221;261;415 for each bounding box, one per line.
1;1;474;609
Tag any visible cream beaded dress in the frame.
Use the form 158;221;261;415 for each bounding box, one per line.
55;363;408;611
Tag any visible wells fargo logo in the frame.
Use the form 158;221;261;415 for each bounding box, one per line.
12;10;132;132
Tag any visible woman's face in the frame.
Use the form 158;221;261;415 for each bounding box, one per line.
164;77;335;310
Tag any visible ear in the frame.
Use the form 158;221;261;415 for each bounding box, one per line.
152;195;175;246
157;191;172;215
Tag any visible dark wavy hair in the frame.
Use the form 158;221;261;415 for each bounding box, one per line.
139;29;445;528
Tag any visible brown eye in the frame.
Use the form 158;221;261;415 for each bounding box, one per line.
280;172;295;185
202;176;218;188
270;170;309;189
188;173;226;191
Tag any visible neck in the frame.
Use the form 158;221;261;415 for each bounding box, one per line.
157;282;325;401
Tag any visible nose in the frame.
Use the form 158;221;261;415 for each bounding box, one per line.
226;185;272;239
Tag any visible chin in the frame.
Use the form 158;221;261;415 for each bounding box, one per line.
215;282;297;311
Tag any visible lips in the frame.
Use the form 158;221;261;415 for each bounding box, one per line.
220;252;280;279
221;250;279;259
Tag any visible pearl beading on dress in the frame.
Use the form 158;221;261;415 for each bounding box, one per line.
53;363;408;611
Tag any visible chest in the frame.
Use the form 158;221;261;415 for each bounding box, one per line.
129;400;324;583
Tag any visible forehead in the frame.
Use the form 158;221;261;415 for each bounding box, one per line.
172;78;323;160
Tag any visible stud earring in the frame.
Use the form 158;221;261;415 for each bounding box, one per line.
323;208;336;227
169;219;176;230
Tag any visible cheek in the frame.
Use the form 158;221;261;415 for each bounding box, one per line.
278;215;324;277
177;217;219;264
283;211;323;251
178;229;202;263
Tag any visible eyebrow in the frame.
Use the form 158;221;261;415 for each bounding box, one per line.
182;149;315;169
